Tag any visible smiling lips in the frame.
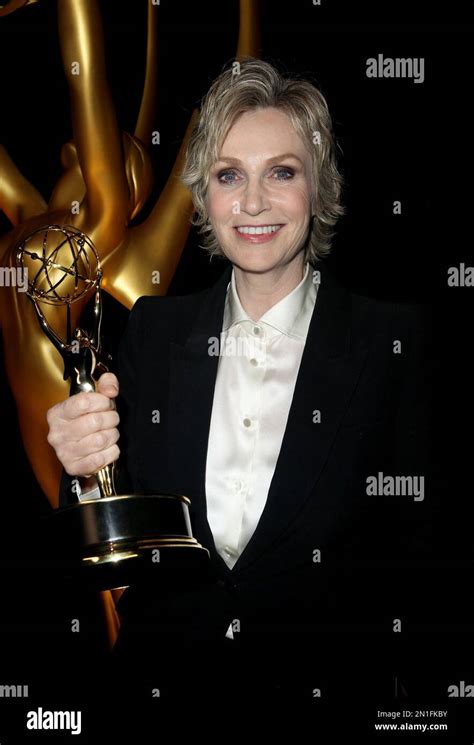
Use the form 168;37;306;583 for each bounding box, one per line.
234;224;284;243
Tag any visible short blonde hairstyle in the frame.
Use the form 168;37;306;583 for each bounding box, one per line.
180;57;344;263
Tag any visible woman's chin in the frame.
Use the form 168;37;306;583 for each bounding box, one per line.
231;258;279;275
223;246;281;271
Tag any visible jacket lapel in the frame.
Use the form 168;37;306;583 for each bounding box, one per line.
166;264;233;558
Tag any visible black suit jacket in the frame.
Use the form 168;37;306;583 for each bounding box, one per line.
60;260;439;704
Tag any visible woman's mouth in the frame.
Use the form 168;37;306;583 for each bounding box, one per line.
233;224;285;243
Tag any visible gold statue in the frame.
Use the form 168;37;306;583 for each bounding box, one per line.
0;0;261;644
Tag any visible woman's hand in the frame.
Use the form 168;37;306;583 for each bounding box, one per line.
46;372;120;477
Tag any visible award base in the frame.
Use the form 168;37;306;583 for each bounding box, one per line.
50;493;210;591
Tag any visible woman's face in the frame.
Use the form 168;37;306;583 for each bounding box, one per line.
206;107;314;275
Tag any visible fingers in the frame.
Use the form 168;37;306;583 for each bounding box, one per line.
48;407;119;441
47;373;119;425
48;411;121;476
63;443;121;477
68;409;120;441
55;425;120;462
45;374;122;477
96;372;119;398
52;390;117;423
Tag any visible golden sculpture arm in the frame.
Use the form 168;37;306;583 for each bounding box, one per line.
134;0;159;146
57;0;129;249
101;109;200;306
237;0;262;59
47;141;85;213
0;144;47;225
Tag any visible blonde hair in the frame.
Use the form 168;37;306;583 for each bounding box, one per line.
180;57;344;263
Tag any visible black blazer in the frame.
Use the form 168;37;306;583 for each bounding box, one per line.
60;260;439;704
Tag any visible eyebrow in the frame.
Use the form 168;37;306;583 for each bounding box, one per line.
214;153;304;167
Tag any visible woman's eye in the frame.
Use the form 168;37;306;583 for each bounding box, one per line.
217;169;239;185
216;166;294;184
272;167;294;181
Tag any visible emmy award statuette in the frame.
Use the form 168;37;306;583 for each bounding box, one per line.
16;224;209;590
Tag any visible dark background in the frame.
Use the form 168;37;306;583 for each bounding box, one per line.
0;0;473;738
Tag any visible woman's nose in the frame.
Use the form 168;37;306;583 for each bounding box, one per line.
240;178;270;215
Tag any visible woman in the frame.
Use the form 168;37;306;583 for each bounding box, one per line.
47;58;434;704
